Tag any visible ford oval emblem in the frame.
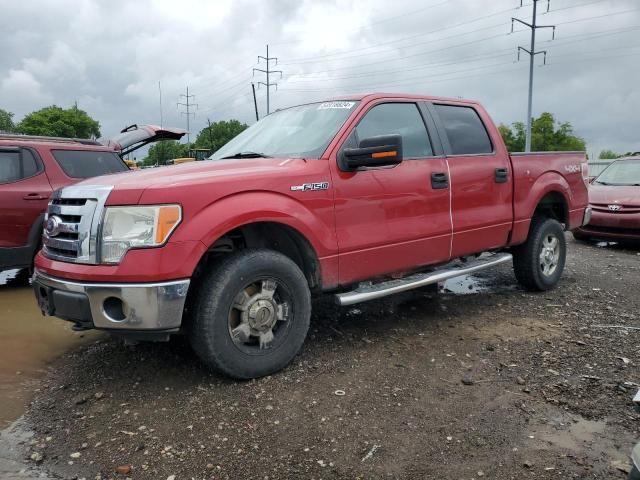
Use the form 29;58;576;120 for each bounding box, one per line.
45;215;62;237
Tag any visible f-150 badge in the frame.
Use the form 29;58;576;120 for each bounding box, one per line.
290;182;329;192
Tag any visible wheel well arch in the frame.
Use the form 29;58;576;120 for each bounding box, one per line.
193;221;322;292
533;191;569;226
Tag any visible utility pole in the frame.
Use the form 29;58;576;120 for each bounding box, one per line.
512;0;555;152
251;82;259;121
207;118;215;152
177;86;197;144
158;81;163;127
253;45;282;115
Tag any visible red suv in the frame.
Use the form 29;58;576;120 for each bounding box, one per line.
0;126;185;272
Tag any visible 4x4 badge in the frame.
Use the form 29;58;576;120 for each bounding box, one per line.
290;182;329;192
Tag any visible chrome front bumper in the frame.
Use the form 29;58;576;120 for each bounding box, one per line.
33;269;189;331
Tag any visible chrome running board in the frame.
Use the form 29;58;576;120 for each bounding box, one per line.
335;253;513;306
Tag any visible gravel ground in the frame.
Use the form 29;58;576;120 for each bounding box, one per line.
12;236;640;479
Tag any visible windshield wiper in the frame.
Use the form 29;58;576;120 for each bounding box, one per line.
595;180;609;185
220;151;271;159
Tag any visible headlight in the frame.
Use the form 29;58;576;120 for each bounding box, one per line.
100;204;181;264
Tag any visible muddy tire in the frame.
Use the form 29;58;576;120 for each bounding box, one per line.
188;249;311;379
512;217;566;291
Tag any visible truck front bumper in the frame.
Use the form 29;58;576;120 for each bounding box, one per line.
32;269;190;332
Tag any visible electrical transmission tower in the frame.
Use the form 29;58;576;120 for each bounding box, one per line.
177;86;197;144
512;0;556;152
253;45;282;116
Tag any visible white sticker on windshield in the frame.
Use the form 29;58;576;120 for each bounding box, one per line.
318;101;355;110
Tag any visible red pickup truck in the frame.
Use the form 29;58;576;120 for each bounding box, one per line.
33;93;590;379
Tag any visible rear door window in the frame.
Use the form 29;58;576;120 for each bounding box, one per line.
434;104;493;155
52;150;128;178
21;149;40;177
0;148;42;183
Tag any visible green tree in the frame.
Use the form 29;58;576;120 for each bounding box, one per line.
194;119;248;152
598;149;620;159
143;140;188;166
0;109;15;133
498;113;585;152
17;105;101;138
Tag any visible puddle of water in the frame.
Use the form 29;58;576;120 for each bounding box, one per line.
540;417;606;453
442;274;487;295
0;418;50;479
596;241;616;248
0;269;101;428
532;412;630;465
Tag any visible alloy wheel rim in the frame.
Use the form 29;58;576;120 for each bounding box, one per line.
539;234;560;277
228;277;292;354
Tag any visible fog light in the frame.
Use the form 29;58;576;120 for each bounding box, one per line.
103;296;126;322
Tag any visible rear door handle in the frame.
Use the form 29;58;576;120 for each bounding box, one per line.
431;172;449;189
23;193;49;200
495;168;509;183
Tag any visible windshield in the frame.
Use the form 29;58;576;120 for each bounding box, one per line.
595;159;640;186
210;101;359;160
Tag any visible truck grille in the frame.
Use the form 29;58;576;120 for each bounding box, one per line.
42;185;113;264
592;203;640;214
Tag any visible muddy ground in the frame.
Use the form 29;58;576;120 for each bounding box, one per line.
5;236;640;479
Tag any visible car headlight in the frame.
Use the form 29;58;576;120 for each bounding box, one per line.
100;204;182;264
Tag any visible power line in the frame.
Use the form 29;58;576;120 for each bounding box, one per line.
177;86;197;144
253;44;282;115
512;0;556;152
277;3;634;70
276;46;640;97
281;5;520;65
284;24;639;84
169;1;631;107
206;46;640;120
199;81;249;114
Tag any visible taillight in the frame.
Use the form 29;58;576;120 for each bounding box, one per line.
581;162;589;187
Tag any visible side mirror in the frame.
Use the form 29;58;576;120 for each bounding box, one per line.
341;134;403;171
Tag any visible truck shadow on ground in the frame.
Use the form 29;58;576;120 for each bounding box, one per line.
48;268;523;388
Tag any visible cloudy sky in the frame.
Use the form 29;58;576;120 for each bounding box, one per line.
1;0;639;158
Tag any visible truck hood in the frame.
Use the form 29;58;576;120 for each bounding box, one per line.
589;184;640;206
76;157;309;202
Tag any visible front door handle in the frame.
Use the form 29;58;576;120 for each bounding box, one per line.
431;172;449;189
23;193;49;200
495;168;509;183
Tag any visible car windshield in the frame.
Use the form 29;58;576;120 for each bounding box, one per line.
595;159;640;186
209;101;359;160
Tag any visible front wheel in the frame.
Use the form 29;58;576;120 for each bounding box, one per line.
513;217;567;291
188;249;311;379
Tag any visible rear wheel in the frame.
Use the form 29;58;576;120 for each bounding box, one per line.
188;249;311;379
513;217;566;291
